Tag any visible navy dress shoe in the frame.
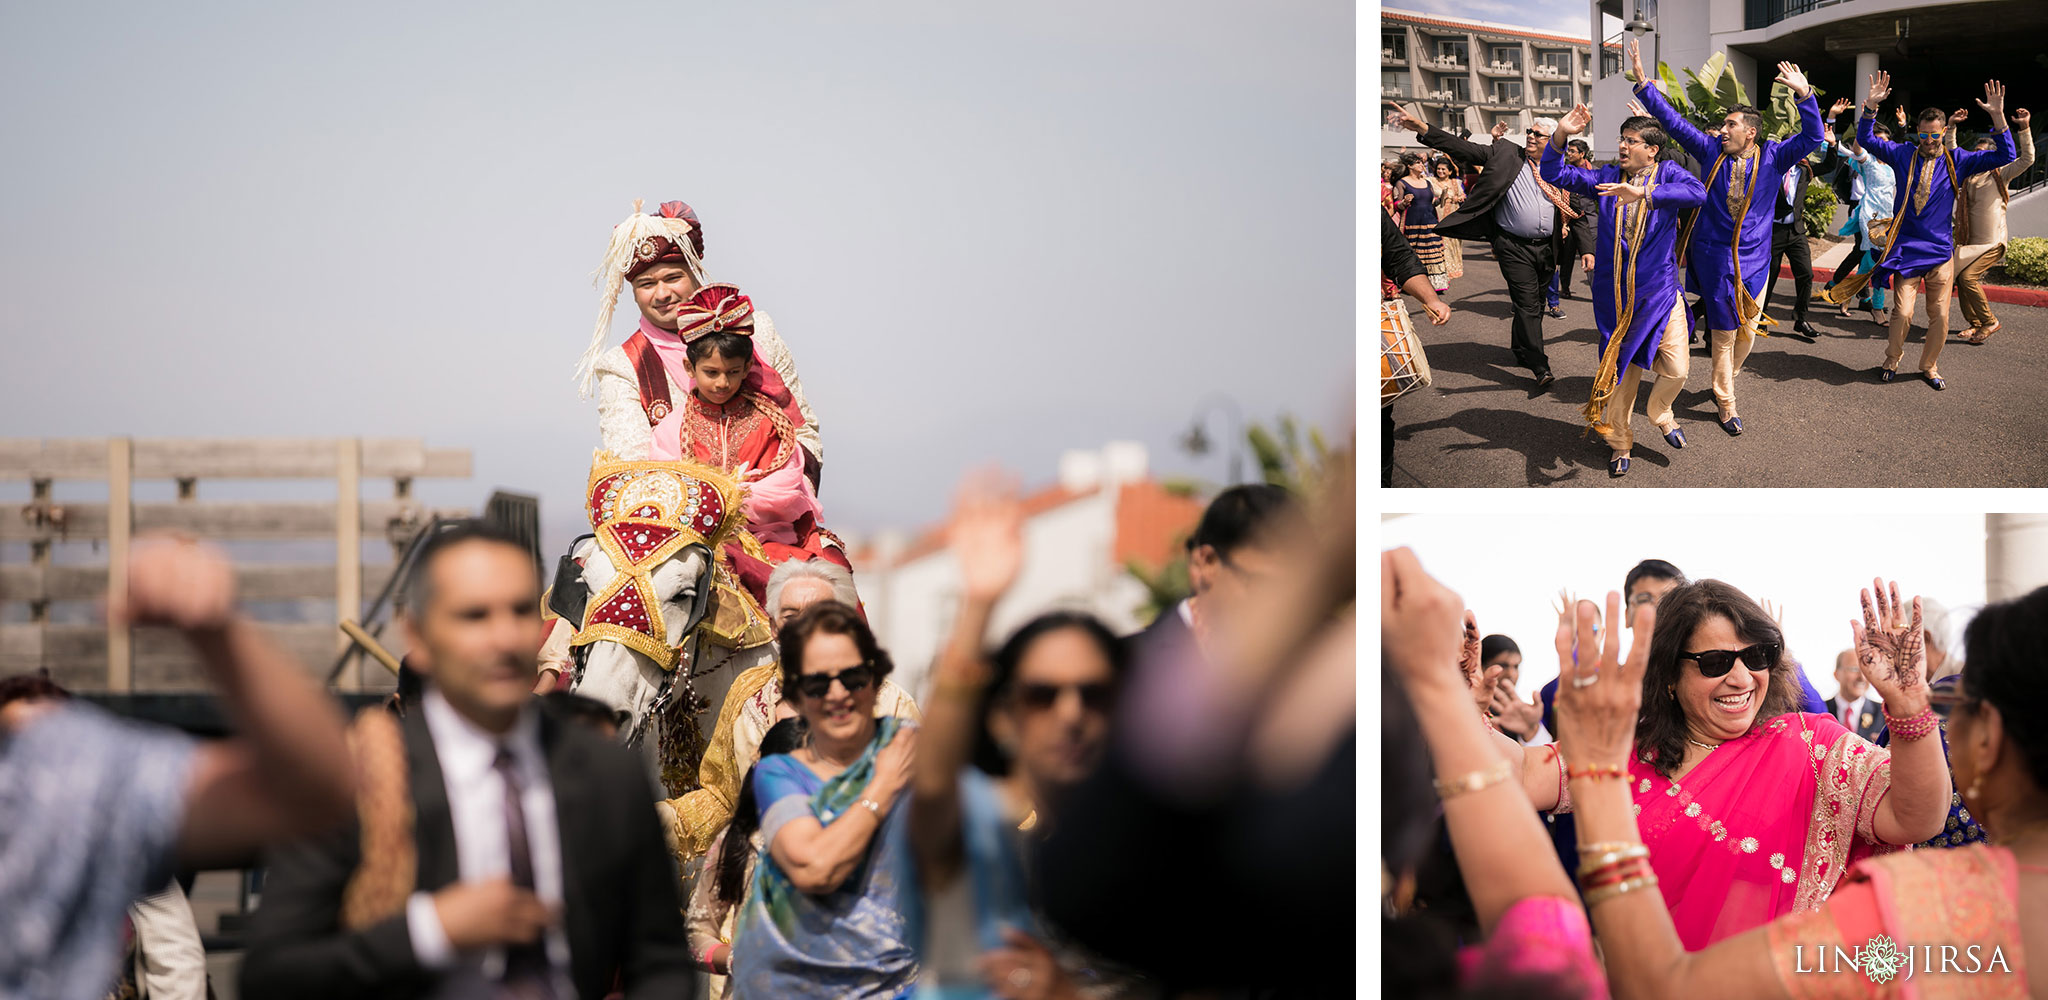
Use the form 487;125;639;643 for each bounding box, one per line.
1928;373;1947;391
1608;455;1630;478
1718;415;1743;436
1664;427;1686;449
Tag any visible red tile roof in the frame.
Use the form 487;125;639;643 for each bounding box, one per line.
1382;9;1591;46
1112;481;1204;572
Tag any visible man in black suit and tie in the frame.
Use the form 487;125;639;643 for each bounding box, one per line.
241;521;693;1000
1391;107;1591;387
1823;648;1887;742
1764;154;1821;338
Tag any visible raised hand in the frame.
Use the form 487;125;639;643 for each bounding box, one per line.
1596;181;1647;206
1554;592;1651;770
1895;105;1909;130
1492;120;1511;140
1831;97;1854;117
1866;70;1892;107
1387;102;1427;134
1626;37;1647;85
1775;61;1812;99
1381;548;1469;693
1626;97;1649;119
1850;577;1931;716
112;536;237;633
2014;108;2032;127
1761;599;1786;628
1977;79;2007;117
949;467;1025;605
1948;108;1969;128
1455;609;1486;709
1557;102;1592;137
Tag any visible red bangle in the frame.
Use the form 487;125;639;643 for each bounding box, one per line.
700;943;724;970
1884;706;1940;742
1567;763;1628;781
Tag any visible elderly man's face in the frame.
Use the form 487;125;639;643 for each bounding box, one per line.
775;576;838;628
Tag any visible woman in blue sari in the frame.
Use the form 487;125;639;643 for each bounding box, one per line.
732;602;921;999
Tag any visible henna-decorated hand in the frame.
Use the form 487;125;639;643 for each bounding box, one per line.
1850;577;1931;716
1455;609;1489;711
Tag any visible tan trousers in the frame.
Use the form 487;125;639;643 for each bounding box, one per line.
1885;258;1957;375
1603;299;1691;453
1954;244;2005;333
1708;317;1758;416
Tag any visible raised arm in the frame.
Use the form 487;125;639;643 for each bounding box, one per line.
1552;595;1790;1000
1768;63;1825;171
1858;71;1910;165
1956;81;2019;177
1382;549;1581;937
1627;39;1717;165
1851;580;1952;846
1541;104;1603;197
110;539;357;871
908;470;1022;889
1999;108;2035;180
1391;102;1494;166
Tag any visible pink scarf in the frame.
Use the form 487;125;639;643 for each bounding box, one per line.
1629;712;1894;950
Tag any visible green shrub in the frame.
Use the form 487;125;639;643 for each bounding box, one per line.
1801;184;1836;240
2004;237;2048;286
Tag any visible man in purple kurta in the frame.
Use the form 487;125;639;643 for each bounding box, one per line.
1855;73;2017;389
1543;106;1707;478
1627;40;1824;437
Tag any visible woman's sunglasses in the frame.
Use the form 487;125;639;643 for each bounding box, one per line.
1677;642;1779;678
1013;682;1114;713
795;665;875;700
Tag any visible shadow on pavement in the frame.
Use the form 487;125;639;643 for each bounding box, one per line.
1392;405;1607;487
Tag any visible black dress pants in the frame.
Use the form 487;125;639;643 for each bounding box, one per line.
1492;234;1555;372
1766;223;1812;325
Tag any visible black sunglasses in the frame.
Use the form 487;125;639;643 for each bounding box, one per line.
1677;643;1779;678
795;665;875;700
1014;682;1115;713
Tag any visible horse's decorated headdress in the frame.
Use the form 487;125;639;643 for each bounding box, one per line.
571;453;743;668
577;199;709;397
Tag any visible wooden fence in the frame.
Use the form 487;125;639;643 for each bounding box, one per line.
1;438;471;693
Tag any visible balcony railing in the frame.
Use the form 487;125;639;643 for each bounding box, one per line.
1479;61;1524;77
1532;65;1567;79
1746;0;1853;30
1384;48;1408;64
1430;56;1466;70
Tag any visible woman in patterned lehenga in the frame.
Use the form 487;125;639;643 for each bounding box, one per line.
1431;158;1466;282
1395;152;1449;293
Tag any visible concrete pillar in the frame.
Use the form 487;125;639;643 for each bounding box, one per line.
1986;514;2048;602
1855;51;1879;108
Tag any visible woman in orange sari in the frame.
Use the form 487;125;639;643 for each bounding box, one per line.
1554;581;2045;998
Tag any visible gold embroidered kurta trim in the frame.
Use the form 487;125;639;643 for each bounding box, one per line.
1795;718;1894;913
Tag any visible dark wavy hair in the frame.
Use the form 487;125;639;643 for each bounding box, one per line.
1960;585;2048;787
1636;580;1801;776
1725;103;1763;134
778;601;895;694
714;717;808;905
0;671;69;709
685;330;754;367
969;611;1130;777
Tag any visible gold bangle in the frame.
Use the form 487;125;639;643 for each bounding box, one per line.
1583;873;1660;907
1576;844;1650;877
1434;758;1513;800
1577;840;1643;856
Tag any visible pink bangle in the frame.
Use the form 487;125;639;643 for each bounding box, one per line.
700;943;725;970
1884;706;1940;742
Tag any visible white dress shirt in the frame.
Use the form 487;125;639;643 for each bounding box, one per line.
1836;692;1877;731
406;689;571;992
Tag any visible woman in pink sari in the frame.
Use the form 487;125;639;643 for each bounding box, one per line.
1515;579;1954;948
1546;580;2048;998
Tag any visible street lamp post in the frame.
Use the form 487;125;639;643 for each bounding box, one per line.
1180;395;1245;486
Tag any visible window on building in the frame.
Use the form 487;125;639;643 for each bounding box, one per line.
1383;70;1407;98
1489;45;1522;71
1540;83;1572;107
1493;81;1523;104
1601;47;1621;77
1440;76;1469;102
1383;30;1406;60
1436;39;1468;65
1540;50;1572;74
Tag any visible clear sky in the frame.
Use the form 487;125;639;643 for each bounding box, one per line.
1380;513;1990;703
0;1;1354;558
1381;0;1592;39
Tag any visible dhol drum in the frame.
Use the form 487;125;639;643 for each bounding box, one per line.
1381;298;1433;405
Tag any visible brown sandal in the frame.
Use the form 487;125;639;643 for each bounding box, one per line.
1964;322;2001;345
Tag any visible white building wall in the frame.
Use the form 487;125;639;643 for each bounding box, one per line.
866;490;1144;705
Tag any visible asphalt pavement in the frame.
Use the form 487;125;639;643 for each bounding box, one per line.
1386;242;2048;487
